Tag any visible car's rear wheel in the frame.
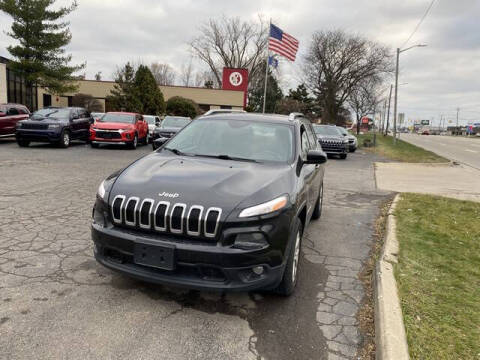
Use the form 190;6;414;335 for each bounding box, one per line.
274;218;303;296
17;139;30;147
311;183;323;220
59;130;70;148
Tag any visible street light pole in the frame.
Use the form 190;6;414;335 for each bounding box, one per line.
393;48;400;144
393;44;427;144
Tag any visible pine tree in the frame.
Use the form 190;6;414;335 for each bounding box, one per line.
106;63;141;112
0;0;85;94
133;65;165;115
247;69;283;113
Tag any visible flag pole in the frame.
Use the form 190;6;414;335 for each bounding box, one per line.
262;19;271;113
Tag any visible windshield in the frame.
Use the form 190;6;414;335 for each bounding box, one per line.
98;113;135;124
161;116;190;128
313;125;341;136
144;115;157;125
337;127;348;135
165;119;294;163
32;108;71;119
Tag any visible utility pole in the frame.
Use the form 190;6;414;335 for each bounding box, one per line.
385;85;393;135
456;107;460;127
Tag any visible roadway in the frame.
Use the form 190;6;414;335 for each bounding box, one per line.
400;133;480;169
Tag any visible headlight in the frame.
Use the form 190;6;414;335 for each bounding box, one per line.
48;124;60;129
97;180;106;199
239;195;288;218
343;139;349;144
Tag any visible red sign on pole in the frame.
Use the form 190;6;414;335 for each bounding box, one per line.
222;68;248;108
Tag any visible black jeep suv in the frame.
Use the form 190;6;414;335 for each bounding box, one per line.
313;124;349;159
92;113;327;295
16;107;92;148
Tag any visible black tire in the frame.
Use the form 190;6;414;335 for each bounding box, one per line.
128;134;138;149
142;132;149;145
274;218;303;296
350;148;356;153
340;153;347;159
311;183;323;220
59;130;70;148
90;142;99;148
17;139;30;147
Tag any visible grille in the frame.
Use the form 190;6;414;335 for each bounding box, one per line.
111;195;222;238
95;131;121;139
21;123;48;130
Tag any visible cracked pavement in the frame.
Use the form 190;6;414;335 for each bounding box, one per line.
0;139;389;359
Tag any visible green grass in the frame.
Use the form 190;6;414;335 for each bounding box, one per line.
355;132;448;163
394;193;480;359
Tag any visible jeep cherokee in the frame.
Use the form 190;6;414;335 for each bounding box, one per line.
92;113;327;295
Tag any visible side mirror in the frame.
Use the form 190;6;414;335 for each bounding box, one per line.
153;137;169;150
89;118;94;124
342;133;347;136
305;150;327;164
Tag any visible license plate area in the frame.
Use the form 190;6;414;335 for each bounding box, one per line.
133;242;175;270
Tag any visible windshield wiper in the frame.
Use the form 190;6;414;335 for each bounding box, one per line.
195;154;259;163
164;147;190;156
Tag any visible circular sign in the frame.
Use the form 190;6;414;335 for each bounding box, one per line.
229;72;243;87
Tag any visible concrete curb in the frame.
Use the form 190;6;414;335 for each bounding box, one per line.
375;194;410;360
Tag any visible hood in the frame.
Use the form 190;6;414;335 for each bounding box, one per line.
27;116;66;124
317;134;344;141
94;122;134;130
155;127;181;133
109;152;294;218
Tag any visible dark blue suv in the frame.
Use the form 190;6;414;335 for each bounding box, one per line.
16;107;92;148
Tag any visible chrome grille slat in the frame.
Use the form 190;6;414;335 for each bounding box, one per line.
139;198;154;229
124;197;140;226
112;195;126;224
187;205;204;236
170;203;186;234
112;196;221;238
154;201;170;231
204;207;222;238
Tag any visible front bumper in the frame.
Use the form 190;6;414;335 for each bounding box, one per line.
90;129;135;144
92;223;286;291
16;129;62;142
320;143;349;154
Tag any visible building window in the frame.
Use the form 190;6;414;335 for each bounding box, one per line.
220;105;232;109
5;67;38;111
67;96;73;107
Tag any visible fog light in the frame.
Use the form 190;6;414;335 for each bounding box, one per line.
126;133;131;139
233;233;268;250
252;266;264;275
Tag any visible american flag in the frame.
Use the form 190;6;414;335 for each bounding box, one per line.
268;24;299;62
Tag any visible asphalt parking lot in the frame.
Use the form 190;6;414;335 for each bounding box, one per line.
0;139;389;360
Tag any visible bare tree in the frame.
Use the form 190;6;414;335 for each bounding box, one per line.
180;59;194;86
348;78;380;134
303;30;392;125
150;62;176;85
190;16;268;87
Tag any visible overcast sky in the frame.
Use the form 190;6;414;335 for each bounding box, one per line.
1;0;479;125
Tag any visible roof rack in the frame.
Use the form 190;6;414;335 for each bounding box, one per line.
288;112;305;121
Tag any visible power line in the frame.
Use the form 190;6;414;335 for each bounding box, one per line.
401;0;436;49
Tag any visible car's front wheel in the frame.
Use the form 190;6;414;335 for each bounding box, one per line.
128;134;138;149
17;139;30;147
59;130;70;148
274;218;303;296
340;153;347;159
311;183;323;220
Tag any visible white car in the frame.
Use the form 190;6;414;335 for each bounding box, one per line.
143;115;161;143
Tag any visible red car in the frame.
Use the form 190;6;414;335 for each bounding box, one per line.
90;112;149;149
0;103;30;138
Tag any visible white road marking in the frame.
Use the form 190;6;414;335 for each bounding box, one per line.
465;149;477;153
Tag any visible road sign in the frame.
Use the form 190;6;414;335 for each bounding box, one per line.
421;120;430;125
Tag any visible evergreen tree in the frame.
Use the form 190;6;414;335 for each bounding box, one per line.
0;0;85;94
133;65;165;115
247;69;283;113
166;96;198;118
106;63;141;112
